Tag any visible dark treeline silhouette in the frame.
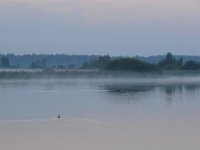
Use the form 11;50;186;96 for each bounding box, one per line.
81;55;111;69
158;53;200;71
1;53;200;72
0;54;99;68
136;55;200;64
83;55;159;72
0;56;10;68
105;57;158;72
158;53;183;70
82;53;200;72
30;59;47;69
182;60;200;70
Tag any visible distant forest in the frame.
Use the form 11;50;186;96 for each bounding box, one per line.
0;54;99;68
1;53;200;71
82;53;200;72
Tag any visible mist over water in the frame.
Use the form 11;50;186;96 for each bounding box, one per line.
0;77;200;122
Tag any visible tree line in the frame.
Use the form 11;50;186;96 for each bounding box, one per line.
0;54;99;68
82;53;200;72
1;53;200;71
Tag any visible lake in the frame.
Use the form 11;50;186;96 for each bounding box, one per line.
0;77;200;122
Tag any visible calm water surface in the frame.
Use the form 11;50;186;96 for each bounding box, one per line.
0;77;200;121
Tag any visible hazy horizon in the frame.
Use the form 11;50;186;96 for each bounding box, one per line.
1;52;200;58
1;0;200;56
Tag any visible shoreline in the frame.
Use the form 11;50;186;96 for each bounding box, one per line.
0;69;200;79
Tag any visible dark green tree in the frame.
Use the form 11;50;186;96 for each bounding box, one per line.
1;56;10;68
81;55;111;69
30;59;47;69
158;53;182;70
165;53;174;64
179;57;183;66
105;57;158;72
182;60;200;70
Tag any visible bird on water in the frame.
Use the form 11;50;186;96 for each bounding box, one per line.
57;115;61;119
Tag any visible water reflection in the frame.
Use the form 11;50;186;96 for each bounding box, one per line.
103;84;155;94
160;85;183;105
100;84;155;104
184;84;200;92
102;82;200;104
0;78;200;120
0;80;81;90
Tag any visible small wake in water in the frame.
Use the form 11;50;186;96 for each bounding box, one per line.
0;117;112;126
32;90;58;93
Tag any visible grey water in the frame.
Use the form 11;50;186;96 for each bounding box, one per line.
0;77;200;121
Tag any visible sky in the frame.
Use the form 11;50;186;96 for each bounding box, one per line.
0;0;200;56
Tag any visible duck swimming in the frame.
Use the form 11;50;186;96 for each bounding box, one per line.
57;115;61;119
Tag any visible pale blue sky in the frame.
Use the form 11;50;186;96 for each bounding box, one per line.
0;0;200;56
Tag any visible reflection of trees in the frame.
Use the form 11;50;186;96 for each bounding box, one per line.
163;83;200;97
104;84;155;94
103;82;200;104
163;85;183;105
101;83;156;104
162;83;200;105
184;84;200;92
